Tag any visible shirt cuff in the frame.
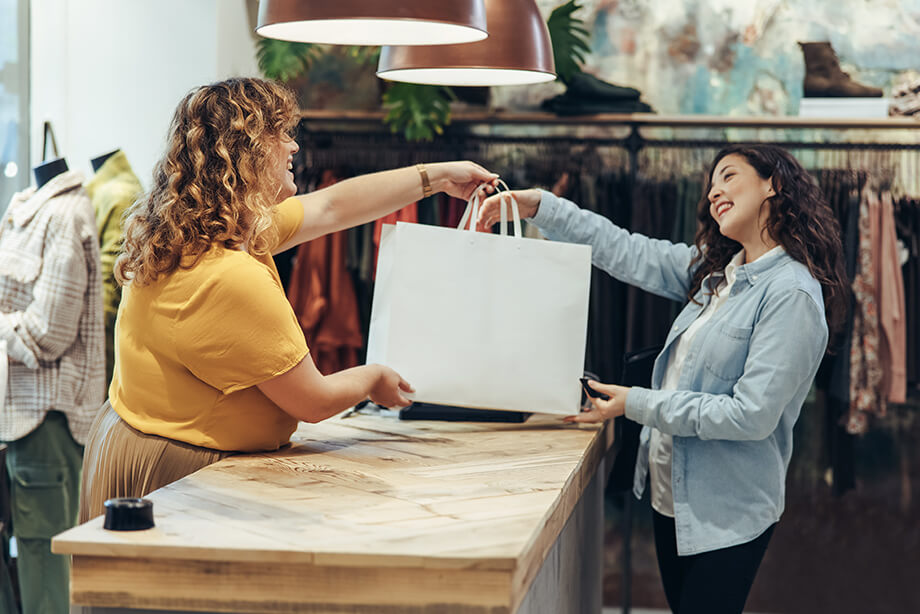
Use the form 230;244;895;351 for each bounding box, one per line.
0;315;38;369
625;386;654;425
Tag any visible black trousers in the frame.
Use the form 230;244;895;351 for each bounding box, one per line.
652;510;775;614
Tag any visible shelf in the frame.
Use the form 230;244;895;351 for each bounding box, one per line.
300;109;920;130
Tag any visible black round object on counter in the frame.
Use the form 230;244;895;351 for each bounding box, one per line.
103;497;155;531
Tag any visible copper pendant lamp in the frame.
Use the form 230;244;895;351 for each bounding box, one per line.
256;0;488;46
376;0;555;86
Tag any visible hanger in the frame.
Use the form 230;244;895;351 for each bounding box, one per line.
33;121;68;188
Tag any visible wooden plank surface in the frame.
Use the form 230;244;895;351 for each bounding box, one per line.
54;412;613;611
70;555;513;613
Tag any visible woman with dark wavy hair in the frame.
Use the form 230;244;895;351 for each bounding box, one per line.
79;77;498;522
477;144;846;614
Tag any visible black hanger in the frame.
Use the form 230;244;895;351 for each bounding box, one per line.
33;121;68;188
91;148;121;172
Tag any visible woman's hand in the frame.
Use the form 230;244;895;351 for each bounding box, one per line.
564;381;629;424
368;365;414;408
475;188;541;232
428;161;499;201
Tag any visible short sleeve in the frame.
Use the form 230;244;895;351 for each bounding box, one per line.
175;258;308;394
271;197;304;251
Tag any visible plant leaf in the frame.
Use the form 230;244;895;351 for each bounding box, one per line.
382;83;454;142
346;46;382;67
256;38;321;82
547;0;591;85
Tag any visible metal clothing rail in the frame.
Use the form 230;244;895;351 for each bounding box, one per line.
298;110;920;193
298;110;920;162
300;109;920;130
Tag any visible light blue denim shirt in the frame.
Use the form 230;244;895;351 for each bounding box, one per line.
531;190;828;555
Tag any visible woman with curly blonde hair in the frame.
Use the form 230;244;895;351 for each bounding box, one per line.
80;77;497;521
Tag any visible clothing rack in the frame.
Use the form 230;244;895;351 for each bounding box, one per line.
298;110;920;193
294;110;920;389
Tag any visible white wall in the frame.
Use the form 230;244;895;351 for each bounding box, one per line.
30;0;260;189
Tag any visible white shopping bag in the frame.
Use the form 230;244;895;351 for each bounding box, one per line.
366;186;592;415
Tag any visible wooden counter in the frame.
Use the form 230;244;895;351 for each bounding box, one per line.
53;412;614;614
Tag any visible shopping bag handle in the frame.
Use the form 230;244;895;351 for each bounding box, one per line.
456;180;522;237
457;186;481;232
495;180;523;238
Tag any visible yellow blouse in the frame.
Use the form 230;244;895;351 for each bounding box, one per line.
109;198;308;451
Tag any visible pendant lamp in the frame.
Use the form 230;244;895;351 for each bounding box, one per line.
256;0;488;46
376;0;555;86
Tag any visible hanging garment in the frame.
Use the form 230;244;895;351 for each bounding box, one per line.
877;191;907;403
0;170;104;444
895;198;920;391
566;170;632;383
821;178;861;495
849;188;884;434
287;170;364;375
85;150;143;390
0;340;6;412
624;178;682;353
442;195;466;229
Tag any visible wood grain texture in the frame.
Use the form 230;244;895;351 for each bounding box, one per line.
71;555;512;613
54;413;613;612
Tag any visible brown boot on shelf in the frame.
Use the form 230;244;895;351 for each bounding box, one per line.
799;41;883;97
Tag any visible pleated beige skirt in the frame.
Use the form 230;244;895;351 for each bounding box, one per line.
79;401;232;523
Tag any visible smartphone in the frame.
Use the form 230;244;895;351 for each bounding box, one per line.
580;377;610;401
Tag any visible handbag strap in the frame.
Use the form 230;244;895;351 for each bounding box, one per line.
456;180;522;237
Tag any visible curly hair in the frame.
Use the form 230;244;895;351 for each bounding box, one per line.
687;144;849;341
115;77;299;286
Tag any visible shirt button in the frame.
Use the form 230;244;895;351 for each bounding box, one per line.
673;325;679;331
752;275;758;280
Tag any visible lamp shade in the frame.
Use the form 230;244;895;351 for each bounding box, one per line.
376;0;555;86
256;0;488;46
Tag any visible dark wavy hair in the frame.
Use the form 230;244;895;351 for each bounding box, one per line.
116;77;299;286
687;144;848;342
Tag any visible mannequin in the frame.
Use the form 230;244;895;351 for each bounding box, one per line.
90;149;120;172
33;157;69;189
3;148;102;613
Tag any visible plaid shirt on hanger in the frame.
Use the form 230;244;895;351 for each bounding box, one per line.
0;170;104;444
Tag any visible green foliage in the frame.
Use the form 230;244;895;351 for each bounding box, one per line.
257;38;381;83
345;46;381;68
382;83;456;142
256;38;322;82
547;0;591;85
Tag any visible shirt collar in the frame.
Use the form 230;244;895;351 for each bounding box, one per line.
736;244;787;285
8;170;85;227
723;250;746;286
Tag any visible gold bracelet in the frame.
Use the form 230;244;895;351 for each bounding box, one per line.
416;163;433;198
